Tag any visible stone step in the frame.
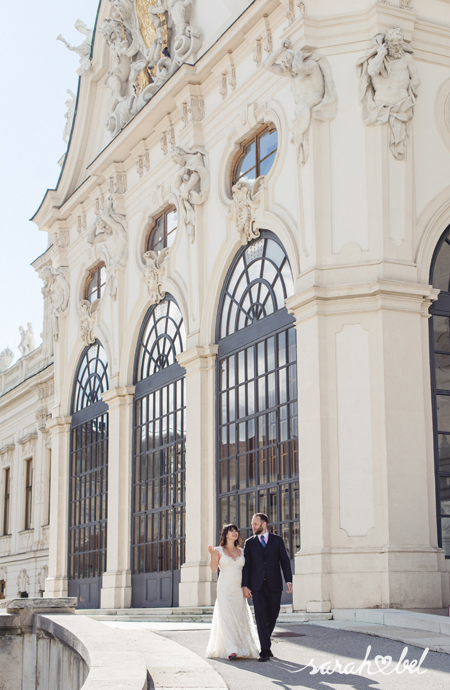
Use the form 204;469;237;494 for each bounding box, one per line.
76;605;333;624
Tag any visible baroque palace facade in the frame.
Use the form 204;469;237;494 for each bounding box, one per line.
1;0;450;613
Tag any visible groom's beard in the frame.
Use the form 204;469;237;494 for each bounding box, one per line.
254;525;265;535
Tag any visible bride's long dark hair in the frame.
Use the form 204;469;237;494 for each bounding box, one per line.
220;523;241;548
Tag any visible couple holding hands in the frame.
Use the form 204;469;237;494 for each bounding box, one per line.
206;512;293;662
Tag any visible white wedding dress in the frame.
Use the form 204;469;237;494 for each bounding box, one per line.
206;546;260;659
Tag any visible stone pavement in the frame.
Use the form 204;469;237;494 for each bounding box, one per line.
103;621;450;690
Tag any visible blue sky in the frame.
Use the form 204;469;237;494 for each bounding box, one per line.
0;0;100;363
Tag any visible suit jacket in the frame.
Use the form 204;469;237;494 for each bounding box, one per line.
241;532;293;593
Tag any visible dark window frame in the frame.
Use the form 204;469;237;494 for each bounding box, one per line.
24;459;33;531
429;223;450;559
146;205;178;255
72;341;109;418
231;123;278;188
131;297;187;604
3;467;10;536
215;231;299;562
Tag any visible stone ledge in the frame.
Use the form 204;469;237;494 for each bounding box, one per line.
0;597;77;612
332;608;450;636
37;613;148;690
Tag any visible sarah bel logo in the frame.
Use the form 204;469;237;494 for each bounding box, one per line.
289;645;429;676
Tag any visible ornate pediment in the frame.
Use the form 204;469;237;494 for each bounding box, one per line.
101;0;203;137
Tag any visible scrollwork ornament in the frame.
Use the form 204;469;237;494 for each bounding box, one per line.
79;300;96;346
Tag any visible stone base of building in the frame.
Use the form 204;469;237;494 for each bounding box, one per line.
44;576;68;599
178;562;217;607
100;570;132;609
293;548;450;612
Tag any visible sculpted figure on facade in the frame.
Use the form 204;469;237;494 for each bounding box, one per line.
62;90;77;145
263;39;338;166
87;194;128;268
0;348;14;372
18;324;35;356
79;301;96;346
143;247;170;303
39;267;70;341
357;28;420;160
57;20;93;76
232;177;265;245
101;1;202;136
170;146;209;241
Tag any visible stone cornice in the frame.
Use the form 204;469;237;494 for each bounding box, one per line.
17;433;38;446
101;386;136;407
0;444;15;455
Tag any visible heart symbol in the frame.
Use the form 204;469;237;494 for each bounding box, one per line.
374;655;393;674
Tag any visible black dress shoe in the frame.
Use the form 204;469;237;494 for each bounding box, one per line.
258;654;270;662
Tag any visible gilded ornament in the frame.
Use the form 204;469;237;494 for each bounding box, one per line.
136;0;168;52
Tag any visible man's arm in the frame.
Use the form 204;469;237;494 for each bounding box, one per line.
262;44;289;77
279;537;293;592
241;539;251;596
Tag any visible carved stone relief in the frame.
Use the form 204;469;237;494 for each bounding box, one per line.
109;172;128;196
62;90;77;145
101;0;203;137
170;146;209;241
160;127;175;154
0;445;14;468
137;150;150;175
179;96;205;127
232;177;265;245
36;383;54;431
77;209;87;235
37;566;48;593
0;349;14;372
87;194;128;299
357;29;420;160
57;20;93;76
79;301;96;346
17;569;30;595
263;40;338;165
143;247;170;303
39;267;70;341
18;433;38;461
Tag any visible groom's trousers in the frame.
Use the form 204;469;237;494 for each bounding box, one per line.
252;582;282;652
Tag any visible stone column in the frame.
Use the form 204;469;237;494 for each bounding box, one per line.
44;416;71;599
287;281;446;613
100;386;135;609
177;345;218;607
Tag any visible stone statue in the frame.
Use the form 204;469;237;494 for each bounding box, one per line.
232;177;265;245
357;28;420;160
18;324;35;357
0;348;14;372
39;267;70;340
87;194;128;268
57;20;93;76
143;247;170;303
62;90;77;145
149;0;201;64
170;146;209;241
79;301;96;346
263;39;338;165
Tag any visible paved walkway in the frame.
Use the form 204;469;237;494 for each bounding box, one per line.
104;621;450;690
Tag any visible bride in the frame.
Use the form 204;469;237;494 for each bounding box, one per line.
206;524;259;660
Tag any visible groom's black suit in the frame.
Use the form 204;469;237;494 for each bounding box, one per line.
242;532;292;654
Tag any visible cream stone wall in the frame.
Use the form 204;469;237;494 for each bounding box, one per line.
0;0;447;610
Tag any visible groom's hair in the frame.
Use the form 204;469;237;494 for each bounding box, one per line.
253;513;269;525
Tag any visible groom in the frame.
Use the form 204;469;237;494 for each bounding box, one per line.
242;513;293;662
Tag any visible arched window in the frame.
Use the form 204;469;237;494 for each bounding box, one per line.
146;206;178;255
216;232;298;604
85;263;106;304
132;297;186;607
232;125;278;187
430;227;450;558
69;340;109;609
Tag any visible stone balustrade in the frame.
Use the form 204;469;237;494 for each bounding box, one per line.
0;598;147;689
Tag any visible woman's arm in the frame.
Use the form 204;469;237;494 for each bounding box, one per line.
207;545;220;573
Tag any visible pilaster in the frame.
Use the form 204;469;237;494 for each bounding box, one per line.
100;386;135;609
176;345;218;607
44;416;71;599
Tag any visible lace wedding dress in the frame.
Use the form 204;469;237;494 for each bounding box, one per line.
206;546;260;659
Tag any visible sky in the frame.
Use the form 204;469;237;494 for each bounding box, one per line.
0;0;100;365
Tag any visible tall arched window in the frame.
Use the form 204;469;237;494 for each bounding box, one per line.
216;233;299;604
132;297;187;607
69;341;109;609
430;226;450;558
